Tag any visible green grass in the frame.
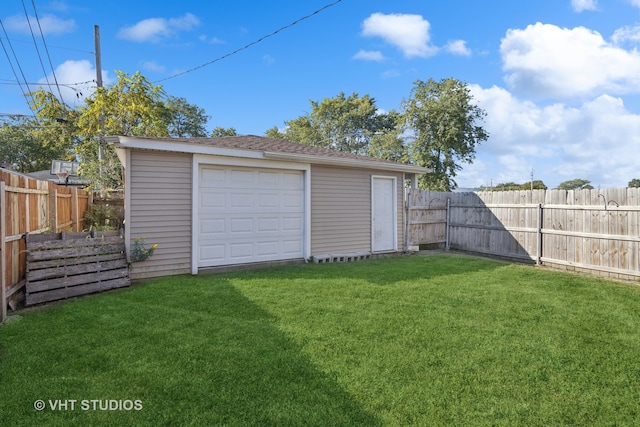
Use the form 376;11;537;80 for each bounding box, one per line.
1;254;640;426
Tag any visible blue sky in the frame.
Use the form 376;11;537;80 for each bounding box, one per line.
1;0;640;189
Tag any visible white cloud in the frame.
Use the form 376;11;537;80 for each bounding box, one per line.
500;23;640;98
117;13;200;43
37;60;112;105
361;13;437;58
141;60;166;73
353;49;385;61
571;0;598;12
263;54;275;65
611;24;640;45
627;0;640;8
445;40;471;56
381;69;401;79
199;34;225;44
458;84;640;188
4;13;75;35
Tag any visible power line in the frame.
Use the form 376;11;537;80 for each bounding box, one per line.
20;0;54;100
30;0;66;104
0;36;93;55
0;18;35;113
21;0;65;105
155;0;343;83
0;78;95;87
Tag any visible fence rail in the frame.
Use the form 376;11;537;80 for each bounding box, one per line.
0;169;92;322
408;188;640;281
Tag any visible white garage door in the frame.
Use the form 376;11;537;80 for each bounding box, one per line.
198;165;305;267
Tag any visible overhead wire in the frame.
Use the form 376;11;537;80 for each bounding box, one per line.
0;18;36;114
21;0;66;105
30;0;67;104
155;0;343;83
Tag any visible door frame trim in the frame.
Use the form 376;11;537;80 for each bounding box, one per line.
371;175;398;253
192;154;311;274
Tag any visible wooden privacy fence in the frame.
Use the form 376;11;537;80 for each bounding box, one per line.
0;169;92;322
408;188;640;281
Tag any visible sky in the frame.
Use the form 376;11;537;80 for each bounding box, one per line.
1;0;640;189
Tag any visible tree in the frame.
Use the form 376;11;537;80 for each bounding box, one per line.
556;178;593;190
366;110;408;163
403;78;488;191
0;116;72;172
0;90;78;173
166;96;209;137
271;92;401;156
628;178;640;188
75;71;172;190
479;180;547;191
17;71;213;191
211;127;237;137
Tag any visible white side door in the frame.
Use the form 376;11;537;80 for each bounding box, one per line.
371;176;397;252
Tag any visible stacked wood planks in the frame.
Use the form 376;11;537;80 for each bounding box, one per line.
24;231;129;306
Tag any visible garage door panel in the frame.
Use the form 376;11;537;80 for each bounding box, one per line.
282;215;303;231
201;219;225;234
200;191;226;208
258;217;279;232
198;165;305;267
200;244;225;262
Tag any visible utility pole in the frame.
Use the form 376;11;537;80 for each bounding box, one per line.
94;25;104;192
530;168;534;191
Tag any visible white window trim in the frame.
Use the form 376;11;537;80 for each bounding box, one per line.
191;154;311;274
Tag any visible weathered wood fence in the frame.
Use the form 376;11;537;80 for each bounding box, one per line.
0;169;92;322
408;188;640;281
25;231;129;306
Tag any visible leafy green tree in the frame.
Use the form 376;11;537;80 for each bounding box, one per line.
166;96;209;137
556;178;593;190
479;180;547;191
628;178;640;188
0;90;77;173
16;71;212;191
75;71;171;190
403;78;488;191
272;92;401;156
366;111;408;163
28;90;79;158
265;126;284;139
211;127;237;137
0;116;72;172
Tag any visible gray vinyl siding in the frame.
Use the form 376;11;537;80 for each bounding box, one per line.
310;165;405;255
129;150;192;280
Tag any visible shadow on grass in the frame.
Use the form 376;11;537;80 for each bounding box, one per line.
0;279;382;426
234;252;507;286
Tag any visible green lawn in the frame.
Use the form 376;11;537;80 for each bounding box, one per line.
1;254;640;426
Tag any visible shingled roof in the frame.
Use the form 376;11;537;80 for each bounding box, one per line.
107;134;429;173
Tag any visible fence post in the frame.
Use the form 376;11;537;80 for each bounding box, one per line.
404;189;411;253
445;197;451;250
71;187;79;232
1;182;6;323
48;189;58;233
536;203;543;265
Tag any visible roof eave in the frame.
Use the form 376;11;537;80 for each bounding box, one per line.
264;152;430;174
106;135;430;174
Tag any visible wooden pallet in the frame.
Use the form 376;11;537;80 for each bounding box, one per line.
25;231;130;306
